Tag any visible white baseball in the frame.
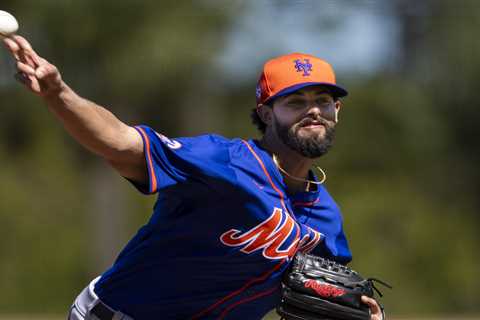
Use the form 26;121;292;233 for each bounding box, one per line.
0;10;19;38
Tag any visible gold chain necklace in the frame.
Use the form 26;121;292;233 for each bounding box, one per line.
272;154;326;192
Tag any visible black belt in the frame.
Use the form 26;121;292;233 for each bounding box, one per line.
90;301;116;320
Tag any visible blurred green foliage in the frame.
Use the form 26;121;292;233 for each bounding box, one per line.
0;0;479;317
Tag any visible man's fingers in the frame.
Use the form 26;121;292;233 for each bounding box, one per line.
18;48;40;68
2;37;22;61
4;36;56;80
12;35;34;51
361;296;381;315
4;36;61;95
15;72;32;86
4;35;40;67
2;36;32;65
35;64;58;80
13;35;37;61
14;71;43;94
16;60;36;75
38;56;49;64
2;37;19;50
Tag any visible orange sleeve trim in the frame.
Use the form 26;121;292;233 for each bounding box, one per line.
136;127;158;193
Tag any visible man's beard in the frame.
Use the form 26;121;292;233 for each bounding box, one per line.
274;116;336;158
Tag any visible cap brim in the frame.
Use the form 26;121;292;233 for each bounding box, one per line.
266;82;348;104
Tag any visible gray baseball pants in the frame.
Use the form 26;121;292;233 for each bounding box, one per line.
67;277;133;320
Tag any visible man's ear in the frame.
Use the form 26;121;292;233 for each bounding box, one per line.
257;103;273;126
334;99;342;123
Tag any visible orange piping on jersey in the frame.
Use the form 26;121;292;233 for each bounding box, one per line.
241;140;301;255
189;260;285;320
137;127;158;193
216;284;281;320
241;141;289;213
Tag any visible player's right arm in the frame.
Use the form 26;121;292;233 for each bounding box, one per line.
2;35;148;186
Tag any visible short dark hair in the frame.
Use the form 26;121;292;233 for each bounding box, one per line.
250;102;272;134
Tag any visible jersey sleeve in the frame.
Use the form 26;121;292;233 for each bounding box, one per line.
132;125;231;194
309;220;352;265
296;188;353;265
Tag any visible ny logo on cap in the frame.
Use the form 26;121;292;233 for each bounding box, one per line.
294;59;313;76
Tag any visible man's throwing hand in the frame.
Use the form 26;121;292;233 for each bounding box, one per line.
2;35;63;97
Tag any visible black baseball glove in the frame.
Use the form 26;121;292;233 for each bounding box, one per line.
277;252;391;320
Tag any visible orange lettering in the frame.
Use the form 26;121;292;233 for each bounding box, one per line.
220;208;300;260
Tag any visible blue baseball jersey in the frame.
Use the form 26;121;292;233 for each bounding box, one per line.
94;125;352;319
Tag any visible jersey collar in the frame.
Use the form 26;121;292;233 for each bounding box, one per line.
247;139;323;201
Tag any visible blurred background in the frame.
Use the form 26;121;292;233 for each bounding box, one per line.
1;0;479;319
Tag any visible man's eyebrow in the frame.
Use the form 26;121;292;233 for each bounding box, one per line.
288;90;332;97
312;89;333;96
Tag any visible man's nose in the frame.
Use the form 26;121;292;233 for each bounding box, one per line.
306;102;336;121
306;103;322;117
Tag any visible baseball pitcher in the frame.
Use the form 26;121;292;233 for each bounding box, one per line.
2;35;384;320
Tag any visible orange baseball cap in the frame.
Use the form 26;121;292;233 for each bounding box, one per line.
256;53;348;105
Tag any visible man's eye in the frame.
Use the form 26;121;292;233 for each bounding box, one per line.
287;100;304;106
317;99;334;106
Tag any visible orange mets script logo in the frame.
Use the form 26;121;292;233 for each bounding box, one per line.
220;207;323;260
